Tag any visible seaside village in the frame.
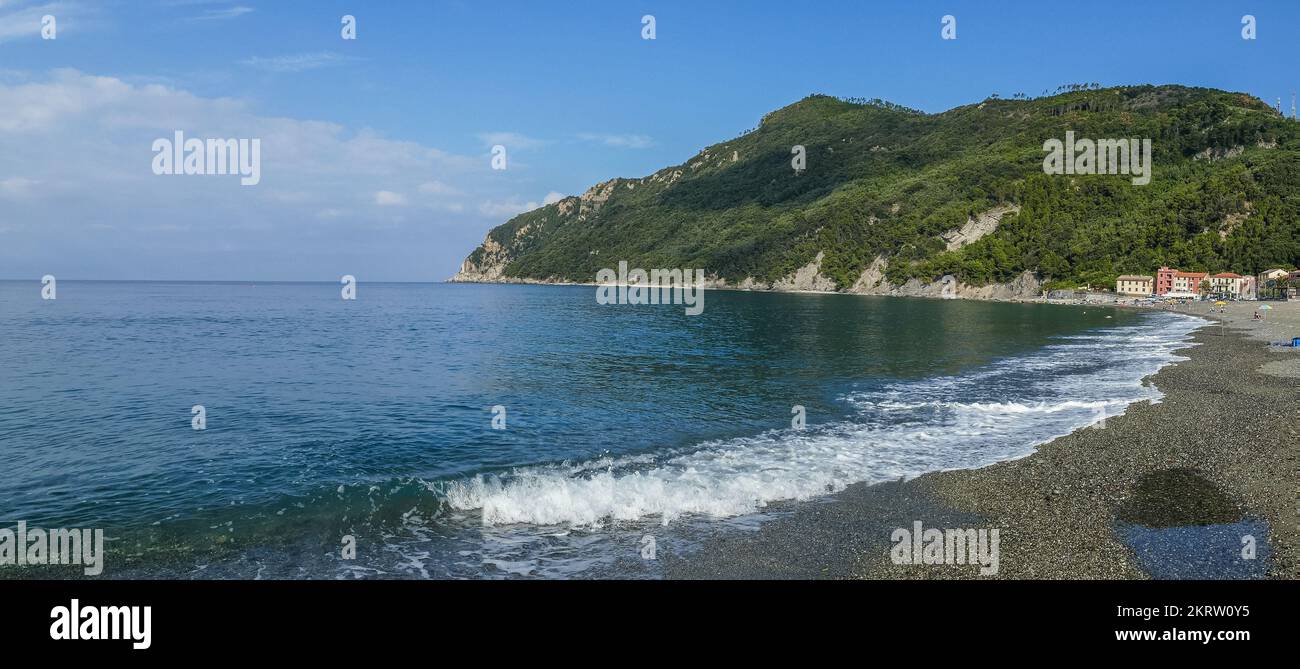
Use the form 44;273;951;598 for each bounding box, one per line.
1105;266;1300;302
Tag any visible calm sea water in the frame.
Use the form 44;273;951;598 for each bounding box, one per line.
0;281;1204;578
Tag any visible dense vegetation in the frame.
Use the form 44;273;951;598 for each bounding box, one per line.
462;85;1300;291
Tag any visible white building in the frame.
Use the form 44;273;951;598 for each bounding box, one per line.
1206;273;1256;300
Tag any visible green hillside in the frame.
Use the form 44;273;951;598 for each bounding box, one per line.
454;85;1300;292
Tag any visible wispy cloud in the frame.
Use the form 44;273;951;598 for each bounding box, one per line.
419;180;462;196
577;132;654;149
186;4;252;21
374;190;407;207
478;191;564;218
0;176;39;198
476;131;548;150
0;69;546;279
239;52;351;73
0;1;83;43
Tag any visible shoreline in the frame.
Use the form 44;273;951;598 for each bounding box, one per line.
446;276;1056;306
447;275;1275;311
664;301;1300;579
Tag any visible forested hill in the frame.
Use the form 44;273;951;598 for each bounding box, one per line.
452;85;1300;293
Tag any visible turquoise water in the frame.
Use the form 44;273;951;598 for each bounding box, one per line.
0;281;1204;578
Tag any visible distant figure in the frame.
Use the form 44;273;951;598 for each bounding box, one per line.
1253;310;1261;320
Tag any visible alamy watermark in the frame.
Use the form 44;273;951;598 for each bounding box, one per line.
890;521;1000;576
1043;131;1151;185
50;599;150;650
0;521;104;576
596;261;705;315
152;131;261;186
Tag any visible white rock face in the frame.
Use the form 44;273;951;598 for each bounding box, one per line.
941;204;1021;251
450;233;511;282
850;255;889;293
771;251;838;292
844;254;1041;301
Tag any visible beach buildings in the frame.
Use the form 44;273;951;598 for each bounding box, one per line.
1155;266;1176;295
1128;266;1277;299
1115;275;1154;296
1169;271;1207;298
1258;268;1293;300
1154;266;1207;297
1206;272;1256;300
1259;268;1291;284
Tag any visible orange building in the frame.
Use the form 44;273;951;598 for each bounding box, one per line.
1170;271;1207;297
1155;266;1176;295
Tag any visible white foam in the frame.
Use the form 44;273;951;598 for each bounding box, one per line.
443;312;1207;527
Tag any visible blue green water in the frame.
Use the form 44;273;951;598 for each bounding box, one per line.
0;281;1204;578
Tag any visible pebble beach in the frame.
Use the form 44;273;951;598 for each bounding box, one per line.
666;300;1300;579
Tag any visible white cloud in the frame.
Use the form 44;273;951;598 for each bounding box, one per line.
418;180;461;195
479;200;539;218
374;190;407;206
0;1;87;43
0;176;38;198
479;191;564;218
239;52;351;73
0;69;543;279
0;69;248;133
577;132;654;149
187;4;252;21
477;131;547;150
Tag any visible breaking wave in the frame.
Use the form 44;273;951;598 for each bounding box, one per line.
443;312;1206;527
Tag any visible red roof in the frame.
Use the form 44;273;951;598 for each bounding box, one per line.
1174;271;1207;278
1210;272;1243;278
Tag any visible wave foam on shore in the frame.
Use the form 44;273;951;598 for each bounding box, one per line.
443;313;1208;527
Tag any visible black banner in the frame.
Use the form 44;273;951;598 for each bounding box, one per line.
0;579;1290;656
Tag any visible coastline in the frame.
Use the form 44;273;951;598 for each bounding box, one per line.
447;273;1192;307
664;300;1300;579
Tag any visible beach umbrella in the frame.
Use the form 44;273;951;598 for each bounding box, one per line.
1259;304;1273;310
1214;300;1227;306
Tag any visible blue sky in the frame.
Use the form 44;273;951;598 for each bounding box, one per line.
1;0;1297;281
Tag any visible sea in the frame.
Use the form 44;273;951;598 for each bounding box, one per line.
0;281;1206;579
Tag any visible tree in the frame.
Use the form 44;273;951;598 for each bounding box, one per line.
1040;251;1071;278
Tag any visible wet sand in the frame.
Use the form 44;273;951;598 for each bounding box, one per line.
665;301;1300;579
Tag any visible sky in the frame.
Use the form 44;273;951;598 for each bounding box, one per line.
0;0;1297;281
